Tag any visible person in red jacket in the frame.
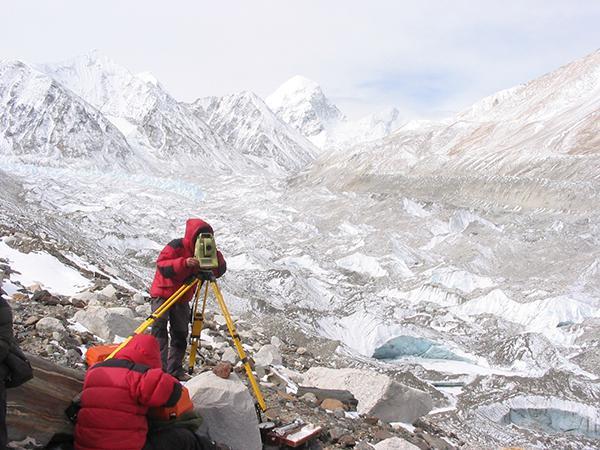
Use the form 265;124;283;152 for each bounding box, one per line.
149;218;226;380
74;334;211;450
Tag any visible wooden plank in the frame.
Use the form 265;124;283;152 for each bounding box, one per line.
6;354;84;445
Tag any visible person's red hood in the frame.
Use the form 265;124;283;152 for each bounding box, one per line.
115;334;162;369
183;218;213;253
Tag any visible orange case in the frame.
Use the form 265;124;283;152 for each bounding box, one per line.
149;386;194;421
85;344;120;367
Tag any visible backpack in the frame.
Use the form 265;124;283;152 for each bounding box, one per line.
5;342;33;388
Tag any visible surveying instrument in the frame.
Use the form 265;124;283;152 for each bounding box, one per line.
106;233;267;413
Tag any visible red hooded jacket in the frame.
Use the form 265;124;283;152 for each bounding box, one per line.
150;219;226;301
74;335;182;450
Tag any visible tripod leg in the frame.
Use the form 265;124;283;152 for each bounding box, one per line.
106;279;200;360
210;281;267;412
188;281;209;375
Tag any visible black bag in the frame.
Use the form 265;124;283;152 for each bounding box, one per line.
5;342;33;388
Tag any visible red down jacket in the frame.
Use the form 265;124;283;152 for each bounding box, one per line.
150;218;226;301
74;334;182;450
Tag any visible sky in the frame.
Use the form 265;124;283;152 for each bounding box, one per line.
2;1;600;120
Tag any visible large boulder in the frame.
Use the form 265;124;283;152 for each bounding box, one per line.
186;372;262;450
303;367;432;423
73;305;141;341
35;317;66;334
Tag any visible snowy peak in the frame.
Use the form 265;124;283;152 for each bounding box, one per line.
38;52;242;166
0;59;134;166
266;75;345;142
191;90;317;173
37;50;135;111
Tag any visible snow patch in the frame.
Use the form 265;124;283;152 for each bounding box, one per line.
0;240;92;296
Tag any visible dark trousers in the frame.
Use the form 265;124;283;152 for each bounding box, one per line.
0;381;5;450
150;297;190;376
143;427;213;450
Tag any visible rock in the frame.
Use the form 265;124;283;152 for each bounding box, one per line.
300;392;319;405
329;426;348;442
133;293;145;305
372;437;421;450
187;372;262;450
271;336;282;347
73;305;141;341
254;344;282;367
334;409;346;418
106;307;135;319
51;332;63;341
70;298;87;309
373;430;393;441
355;442;375;450
296;347;308;355
364;416;379;425
27;283;43;292
221;347;238;364
7;354;84;446
71;291;97;303
98;284;117;300
214;314;227;327
212;362;233;379
321;398;345;411
35;317;66;334
339;434;357;447
11;293;28;302
135;304;151;317
303;367;433;423
24;316;39;327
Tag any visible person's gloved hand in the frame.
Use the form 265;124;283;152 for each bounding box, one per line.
185;257;200;269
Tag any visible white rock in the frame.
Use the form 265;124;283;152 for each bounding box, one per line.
106;307;135;319
28;283;43;292
253;344;282;367
221;347;238;364
98;284;117;300
303;367;432;423
270;336;282;347
214;314;227;327
187;372;262;450
71;291;97;302
135;304;151;317
35;317;66;334
73;306;141;341
373;437;421;450
132;293;145;305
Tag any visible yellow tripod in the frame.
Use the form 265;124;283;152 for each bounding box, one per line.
106;271;267;412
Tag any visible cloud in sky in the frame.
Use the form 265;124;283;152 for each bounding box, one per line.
2;0;599;119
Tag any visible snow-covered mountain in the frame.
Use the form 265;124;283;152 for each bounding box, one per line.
190;91;317;173
38;52;253;172
267;75;403;149
305;49;600;212
0;60;133;168
266;75;345;147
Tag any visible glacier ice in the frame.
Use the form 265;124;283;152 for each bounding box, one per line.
372;336;470;362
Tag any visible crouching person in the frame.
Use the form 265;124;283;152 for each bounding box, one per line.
74;334;215;450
